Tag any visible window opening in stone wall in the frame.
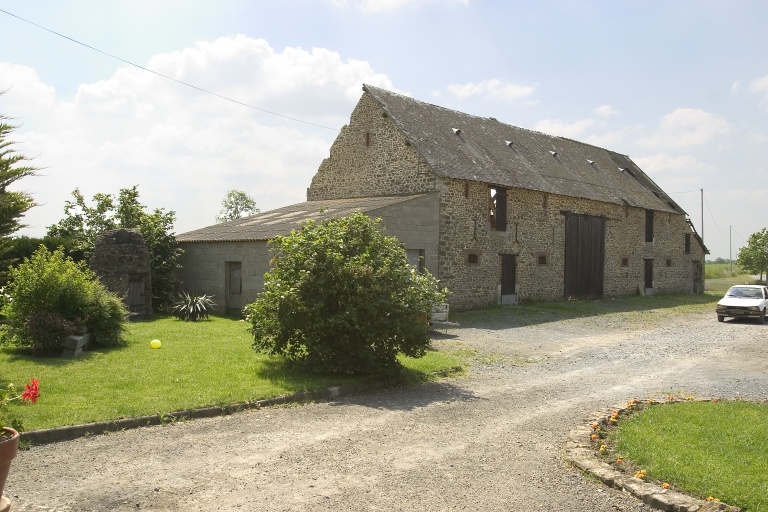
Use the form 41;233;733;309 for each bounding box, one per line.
621;257;629;267
645;209;654;243
537;254;547;265
464;182;469;198
489;187;507;231
543;193;548;209
684;233;691;254
467;253;479;265
364;132;371;147
406;249;425;273
666;259;672;267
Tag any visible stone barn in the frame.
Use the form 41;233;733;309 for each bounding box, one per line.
90;228;152;317
177;84;708;313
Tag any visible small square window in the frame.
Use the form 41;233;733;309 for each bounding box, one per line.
468;253;479;264
538;255;547;265
621;258;629;267
666;259;672;267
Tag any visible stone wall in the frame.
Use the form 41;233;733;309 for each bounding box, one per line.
436;179;706;310
306;89;706;311
177;240;271;316
307;92;437;200
368;193;440;277
90;228;152;316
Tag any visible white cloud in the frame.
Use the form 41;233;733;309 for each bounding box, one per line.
534;118;595;138
443;79;537;102
0;63;56;113
634;153;715;177
5;35;395;236
748;75;768;111
594;105;619;118
745;130;768;144
637;108;731;149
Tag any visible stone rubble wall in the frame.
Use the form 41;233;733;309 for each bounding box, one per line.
90;228;152;316
306;90;707;311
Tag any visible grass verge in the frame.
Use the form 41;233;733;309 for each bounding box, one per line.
609;401;768;511
1;316;464;431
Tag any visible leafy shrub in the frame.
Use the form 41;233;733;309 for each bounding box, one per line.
22;311;76;353
171;292;216;321
1;246;127;355
244;212;447;375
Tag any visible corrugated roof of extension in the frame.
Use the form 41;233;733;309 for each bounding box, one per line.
363;84;685;215
177;194;428;242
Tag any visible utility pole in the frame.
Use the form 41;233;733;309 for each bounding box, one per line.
700;188;704;243
730;225;732;273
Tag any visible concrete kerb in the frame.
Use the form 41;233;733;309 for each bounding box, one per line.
19;380;392;446
562;399;742;512
19;367;463;446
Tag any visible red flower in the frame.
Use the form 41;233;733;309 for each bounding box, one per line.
21;378;40;403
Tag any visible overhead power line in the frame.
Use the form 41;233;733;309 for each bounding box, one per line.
0;8;339;131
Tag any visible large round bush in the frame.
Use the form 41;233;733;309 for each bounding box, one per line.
1;246;127;355
244;212;446;375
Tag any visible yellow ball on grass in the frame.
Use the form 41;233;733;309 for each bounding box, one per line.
150;339;162;349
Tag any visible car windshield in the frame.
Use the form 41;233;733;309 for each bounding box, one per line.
726;287;763;299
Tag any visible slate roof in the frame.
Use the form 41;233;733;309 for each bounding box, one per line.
177;194;427;242
364;84;684;215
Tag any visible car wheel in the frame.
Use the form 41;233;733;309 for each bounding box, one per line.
760;310;766;325
717;315;724;322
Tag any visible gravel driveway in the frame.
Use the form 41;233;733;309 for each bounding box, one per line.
5;307;767;511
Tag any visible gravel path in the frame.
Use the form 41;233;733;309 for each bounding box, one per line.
5;309;767;511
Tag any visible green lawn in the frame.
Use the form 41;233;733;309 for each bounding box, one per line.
1;316;463;431
610;401;768;512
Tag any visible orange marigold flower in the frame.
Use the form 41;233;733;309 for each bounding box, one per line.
662;483;670;489
590;434;598;440
615;458;623;463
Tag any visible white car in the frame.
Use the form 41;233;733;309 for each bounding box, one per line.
716;284;768;324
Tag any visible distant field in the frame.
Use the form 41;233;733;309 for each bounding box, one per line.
704;262;742;280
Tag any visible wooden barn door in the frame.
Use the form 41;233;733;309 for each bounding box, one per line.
127;274;146;313
564;213;605;299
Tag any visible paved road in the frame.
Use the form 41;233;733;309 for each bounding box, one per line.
5;309;767;511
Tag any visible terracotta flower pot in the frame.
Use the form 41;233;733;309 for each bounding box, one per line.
0;427;20;512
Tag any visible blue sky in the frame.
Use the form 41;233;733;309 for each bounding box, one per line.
0;0;766;260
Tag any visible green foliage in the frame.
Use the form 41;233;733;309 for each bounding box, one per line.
47;185;183;311
736;228;768;280
171;292;216;321
216;189;259;223
703;262;742;280
1;246;127;355
0;103;38;258
245;212;447;375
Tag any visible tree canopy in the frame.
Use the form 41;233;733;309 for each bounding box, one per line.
216;189;259;223
47;185;182;310
245;212;446;375
0;105;37;256
737;227;768;281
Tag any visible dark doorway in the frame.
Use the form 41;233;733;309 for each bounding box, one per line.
127;274;146;313
225;261;243;316
644;259;654;292
501;254;517;304
564;213;605;299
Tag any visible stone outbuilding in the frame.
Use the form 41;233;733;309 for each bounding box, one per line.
90;228;152;316
177;84;708;314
